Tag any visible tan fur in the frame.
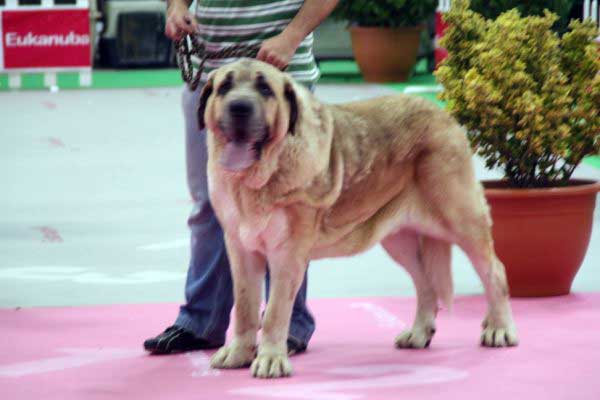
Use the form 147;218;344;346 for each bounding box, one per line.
204;60;518;379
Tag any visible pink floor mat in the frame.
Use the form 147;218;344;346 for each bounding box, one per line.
1;294;598;400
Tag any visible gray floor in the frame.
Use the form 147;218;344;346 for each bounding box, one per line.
1;85;599;308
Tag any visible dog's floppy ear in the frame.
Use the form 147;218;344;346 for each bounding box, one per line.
197;77;214;130
284;81;298;135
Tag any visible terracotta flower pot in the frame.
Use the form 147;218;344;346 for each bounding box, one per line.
349;25;423;82
483;179;600;297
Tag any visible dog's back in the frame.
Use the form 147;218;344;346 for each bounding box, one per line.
310;94;470;258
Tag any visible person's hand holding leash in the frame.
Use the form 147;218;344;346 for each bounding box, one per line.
166;0;198;40
257;30;303;70
257;0;339;71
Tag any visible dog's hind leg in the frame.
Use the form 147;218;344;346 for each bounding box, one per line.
460;236;519;347
382;231;441;349
446;192;519;348
421;236;453;311
211;235;266;369
426;172;517;347
414;127;518;347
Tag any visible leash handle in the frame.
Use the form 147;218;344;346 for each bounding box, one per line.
176;35;262;91
175;36;203;91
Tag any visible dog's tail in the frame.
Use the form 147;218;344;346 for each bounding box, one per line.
421;237;453;310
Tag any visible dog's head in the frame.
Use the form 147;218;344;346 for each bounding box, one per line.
198;59;299;172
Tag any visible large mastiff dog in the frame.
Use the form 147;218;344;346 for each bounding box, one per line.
200;60;518;378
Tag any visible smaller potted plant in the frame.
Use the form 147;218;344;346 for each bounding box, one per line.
332;0;438;82
436;0;600;296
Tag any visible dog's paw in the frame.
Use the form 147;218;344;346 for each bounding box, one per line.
250;352;292;379
480;316;519;347
210;343;256;369
394;325;436;349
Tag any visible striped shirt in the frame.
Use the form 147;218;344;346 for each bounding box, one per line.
193;0;320;85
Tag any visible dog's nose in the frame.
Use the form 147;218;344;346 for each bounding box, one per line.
228;100;253;118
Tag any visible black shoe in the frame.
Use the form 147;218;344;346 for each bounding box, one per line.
287;338;307;356
143;325;223;355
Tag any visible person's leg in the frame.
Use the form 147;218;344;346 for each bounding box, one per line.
144;85;233;353
174;85;234;345
174;208;232;346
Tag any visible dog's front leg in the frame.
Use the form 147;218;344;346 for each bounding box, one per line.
251;251;307;379
211;234;266;369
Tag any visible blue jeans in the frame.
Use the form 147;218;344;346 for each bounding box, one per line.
174;84;315;348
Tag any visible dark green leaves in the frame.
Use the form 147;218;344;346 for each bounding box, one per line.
332;0;439;28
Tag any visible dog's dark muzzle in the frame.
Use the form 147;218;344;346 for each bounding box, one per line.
225;99;256;142
228;99;254;120
219;99;267;172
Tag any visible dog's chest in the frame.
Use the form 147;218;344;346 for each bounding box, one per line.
212;184;290;254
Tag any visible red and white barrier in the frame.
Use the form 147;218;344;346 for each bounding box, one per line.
434;0;451;69
0;0;92;89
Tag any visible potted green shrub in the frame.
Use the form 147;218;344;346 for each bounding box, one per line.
436;0;600;297
332;0;438;82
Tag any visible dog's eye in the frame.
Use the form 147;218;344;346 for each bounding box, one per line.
217;80;233;96
256;80;274;97
217;72;234;96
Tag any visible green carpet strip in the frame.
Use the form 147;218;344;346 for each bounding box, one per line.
0;59;428;90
